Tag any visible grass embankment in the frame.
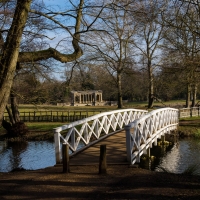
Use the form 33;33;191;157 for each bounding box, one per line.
0;122;66;141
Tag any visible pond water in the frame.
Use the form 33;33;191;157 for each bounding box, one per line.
0;138;200;173
0;141;55;172
140;138;200;175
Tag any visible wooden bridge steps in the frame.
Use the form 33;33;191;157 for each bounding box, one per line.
69;130;128;165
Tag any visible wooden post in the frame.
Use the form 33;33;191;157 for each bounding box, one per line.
147;148;150;157
124;125;132;164
34;111;36;122
161;135;165;143
62;143;70;173
99;145;107;174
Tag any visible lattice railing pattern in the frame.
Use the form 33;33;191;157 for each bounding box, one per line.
125;108;179;165
54;109;148;163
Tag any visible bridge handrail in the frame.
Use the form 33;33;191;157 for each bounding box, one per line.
54;108;148;163
125;107;179;165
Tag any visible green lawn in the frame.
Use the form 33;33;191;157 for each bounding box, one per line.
26;122;67;132
16;104;115;112
15;100;188;112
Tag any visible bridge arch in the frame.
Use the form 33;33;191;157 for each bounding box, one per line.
125;108;179;165
54;109;148;163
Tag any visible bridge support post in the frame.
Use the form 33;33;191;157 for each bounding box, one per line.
147;148;150;157
99;145;107;174
54;129;61;164
62;143;70;173
125;125;132;164
161;135;165;143
154;138;157;146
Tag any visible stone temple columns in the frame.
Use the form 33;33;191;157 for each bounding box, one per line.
71;90;103;106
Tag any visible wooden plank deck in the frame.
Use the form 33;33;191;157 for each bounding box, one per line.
69;130;129;165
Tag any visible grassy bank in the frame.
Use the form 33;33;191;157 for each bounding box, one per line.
0;122;68;141
179;116;200;138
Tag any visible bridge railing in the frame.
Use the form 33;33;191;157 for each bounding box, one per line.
54;109;148;163
125;108;179;165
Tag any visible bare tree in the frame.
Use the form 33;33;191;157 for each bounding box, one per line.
131;0;165;108
161;0;200;107
84;0;137;108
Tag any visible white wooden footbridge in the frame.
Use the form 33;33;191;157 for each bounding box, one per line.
54;108;179;166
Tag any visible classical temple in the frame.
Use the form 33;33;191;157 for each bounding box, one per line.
71;90;103;106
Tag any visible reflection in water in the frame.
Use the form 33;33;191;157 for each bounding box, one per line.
7;141;28;170
156;139;200;174
0;141;55;172
140;138;200;174
140;142;174;171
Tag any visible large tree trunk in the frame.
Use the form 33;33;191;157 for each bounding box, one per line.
2;92;28;137
0;0;32;124
10;92;20;123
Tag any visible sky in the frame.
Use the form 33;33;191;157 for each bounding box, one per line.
39;0;74;48
39;0;74;80
42;0;70;10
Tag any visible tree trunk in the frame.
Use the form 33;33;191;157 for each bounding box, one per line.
6;105;15;125
186;83;191;108
3;92;28;137
117;72;123;109
191;83;197;107
148;61;154;109
0;0;32;124
10;92;20;123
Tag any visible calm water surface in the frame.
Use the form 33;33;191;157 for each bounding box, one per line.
0;141;55;172
140;138;200;174
0;138;200;173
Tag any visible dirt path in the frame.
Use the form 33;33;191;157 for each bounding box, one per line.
0;165;200;200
